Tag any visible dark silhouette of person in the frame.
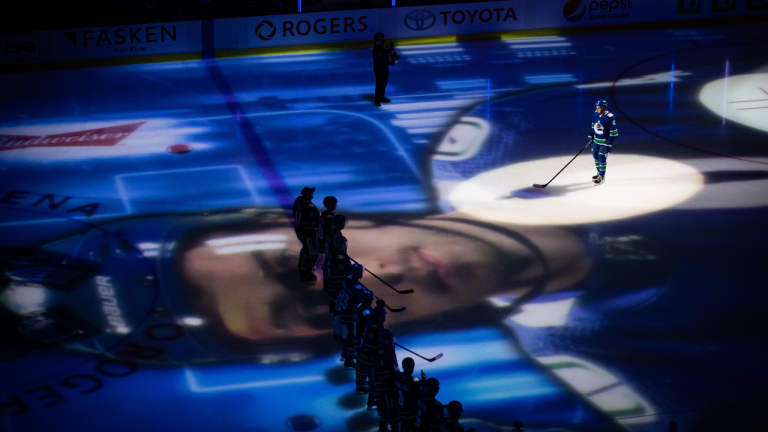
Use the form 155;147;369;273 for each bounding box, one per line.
373;32;396;107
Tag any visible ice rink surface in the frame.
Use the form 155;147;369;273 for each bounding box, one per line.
1;21;768;432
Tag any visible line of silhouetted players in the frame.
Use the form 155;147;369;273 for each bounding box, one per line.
292;187;526;432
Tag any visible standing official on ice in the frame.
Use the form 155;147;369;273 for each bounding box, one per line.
589;100;618;185
373;32;398;107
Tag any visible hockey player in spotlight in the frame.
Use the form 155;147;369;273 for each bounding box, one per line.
589;100;618;186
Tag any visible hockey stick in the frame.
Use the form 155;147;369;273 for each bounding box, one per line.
374;295;406;313
357;282;407;312
394;342;443;362
349;257;415;294
533;139;592;188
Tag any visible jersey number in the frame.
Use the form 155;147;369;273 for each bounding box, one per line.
336;290;349;310
398;390;405;407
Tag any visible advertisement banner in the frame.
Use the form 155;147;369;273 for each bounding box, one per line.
46;21;201;63
535;0;660;29
662;0;768;20
218;1;527;50
0;33;42;63
394;1;528;39
3;0;768;66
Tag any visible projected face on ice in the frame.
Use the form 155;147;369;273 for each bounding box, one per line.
180;216;588;342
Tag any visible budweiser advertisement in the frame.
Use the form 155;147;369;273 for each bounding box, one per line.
0;122;144;152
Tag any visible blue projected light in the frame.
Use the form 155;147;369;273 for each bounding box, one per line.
2;22;768;432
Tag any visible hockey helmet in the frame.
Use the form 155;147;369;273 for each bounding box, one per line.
596;99;607;108
333;214;347;231
424;378;440;395
446;401;463;417
322;196;337;208
374;32;385;41
401;357;415;371
375;298;386;308
372;307;387;321
349;263;364;281
360;289;374;303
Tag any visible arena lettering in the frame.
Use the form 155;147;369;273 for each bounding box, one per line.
0;190;101;217
96;276;130;334
439;7;517;25
590;13;630;20
0;324;184;416
0;41;37;54
64;25;176;48
282;16;368;37
588;0;631;14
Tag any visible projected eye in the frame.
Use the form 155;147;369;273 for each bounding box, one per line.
434;117;489;161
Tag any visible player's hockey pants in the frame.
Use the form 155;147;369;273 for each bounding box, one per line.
591;142;610;176
356;361;375;406
354;344;368;387
399;415;416;432
377;389;399;432
374;68;389;102
298;238;318;275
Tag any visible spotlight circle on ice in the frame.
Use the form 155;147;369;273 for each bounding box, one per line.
699;73;768;134
166;144;192;154
449;155;704;225
285;414;321;431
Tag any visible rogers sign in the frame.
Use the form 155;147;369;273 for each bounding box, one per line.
262;15;370;40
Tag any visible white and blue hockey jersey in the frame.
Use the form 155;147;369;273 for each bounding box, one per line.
590;110;618;145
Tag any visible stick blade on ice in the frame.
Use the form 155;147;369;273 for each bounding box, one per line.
532;184;546;188
431;353;444;361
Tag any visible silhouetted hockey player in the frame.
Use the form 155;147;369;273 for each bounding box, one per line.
415;378;444;432
320;196;337;292
395;357;428;432
335;264;364;368
441;401;474;432
294;187;321;281
327;214;350;313
359;307;387;410
374;329;400;432
353;288;375;394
